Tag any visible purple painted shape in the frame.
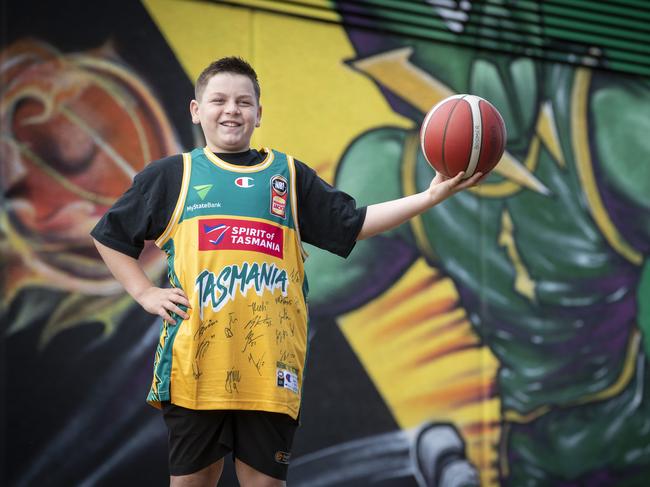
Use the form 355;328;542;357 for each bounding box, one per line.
597;177;649;254
309;236;419;319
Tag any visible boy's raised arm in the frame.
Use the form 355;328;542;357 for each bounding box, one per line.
357;171;484;240
93;239;190;322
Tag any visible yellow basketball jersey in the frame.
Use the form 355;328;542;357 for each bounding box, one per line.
147;147;308;419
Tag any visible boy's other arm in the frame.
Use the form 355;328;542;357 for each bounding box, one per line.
358;170;484;240
93;239;189;322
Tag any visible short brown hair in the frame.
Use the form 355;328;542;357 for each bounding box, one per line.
194;56;260;102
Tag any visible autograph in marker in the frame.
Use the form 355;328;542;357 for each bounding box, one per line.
245;314;273;330
248;352;266;376
225;312;237;338
248;301;268;315
242;330;263;352
225;368;241;393
279;307;290;325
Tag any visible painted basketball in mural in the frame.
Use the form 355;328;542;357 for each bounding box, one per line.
420;94;506;178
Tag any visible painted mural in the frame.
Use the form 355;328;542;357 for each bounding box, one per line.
2;1;649;486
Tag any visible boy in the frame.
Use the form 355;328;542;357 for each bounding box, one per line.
91;57;482;486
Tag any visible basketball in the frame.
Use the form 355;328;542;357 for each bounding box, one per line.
420;94;507;178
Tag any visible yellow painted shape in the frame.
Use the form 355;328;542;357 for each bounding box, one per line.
339;258;501;486
498;208;536;302
142;0;252;83
352;46;454;112
537;101;566;167
141;0;410;182
473;139;551;197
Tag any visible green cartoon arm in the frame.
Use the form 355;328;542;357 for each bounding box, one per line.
590;73;650;243
306;127;420;317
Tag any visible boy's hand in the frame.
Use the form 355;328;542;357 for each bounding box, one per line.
428;171;486;202
136;287;191;323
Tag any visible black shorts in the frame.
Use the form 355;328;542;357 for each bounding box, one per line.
161;402;299;480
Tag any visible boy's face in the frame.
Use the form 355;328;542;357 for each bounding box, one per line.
190;73;261;153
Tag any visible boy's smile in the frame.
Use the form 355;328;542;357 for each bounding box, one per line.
190;73;262;153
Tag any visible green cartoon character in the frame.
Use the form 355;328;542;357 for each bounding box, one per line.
306;2;650;485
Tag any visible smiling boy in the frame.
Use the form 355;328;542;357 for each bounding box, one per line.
192;65;262;153
91;57;482;486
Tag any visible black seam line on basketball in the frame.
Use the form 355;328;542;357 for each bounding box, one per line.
441;96;466;177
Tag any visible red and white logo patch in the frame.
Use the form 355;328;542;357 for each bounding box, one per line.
198;218;283;258
235;176;255;188
270;175;288;219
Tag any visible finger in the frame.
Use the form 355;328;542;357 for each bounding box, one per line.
456;172;483;187
170;288;191;307
447;171;466;187
158;307;175;323
170;293;191;308
456;179;481;191
165;301;190;320
466;172;485;186
171;287;189;298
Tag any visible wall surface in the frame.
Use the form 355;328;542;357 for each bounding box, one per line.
2;1;650;486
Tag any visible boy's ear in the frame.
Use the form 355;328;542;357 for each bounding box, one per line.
256;105;262;127
189;99;200;124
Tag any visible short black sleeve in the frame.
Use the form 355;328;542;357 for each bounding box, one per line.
90;154;183;258
293;159;366;258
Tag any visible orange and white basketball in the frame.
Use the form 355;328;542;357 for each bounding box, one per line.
420;94;507;178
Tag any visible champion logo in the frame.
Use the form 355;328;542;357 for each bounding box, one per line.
235;177;255;188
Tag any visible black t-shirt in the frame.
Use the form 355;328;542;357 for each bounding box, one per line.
91;149;366;259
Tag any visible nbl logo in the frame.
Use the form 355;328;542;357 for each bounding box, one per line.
271;176;287;195
270;175;288;219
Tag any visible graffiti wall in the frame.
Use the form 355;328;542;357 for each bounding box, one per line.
2;1;649;486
